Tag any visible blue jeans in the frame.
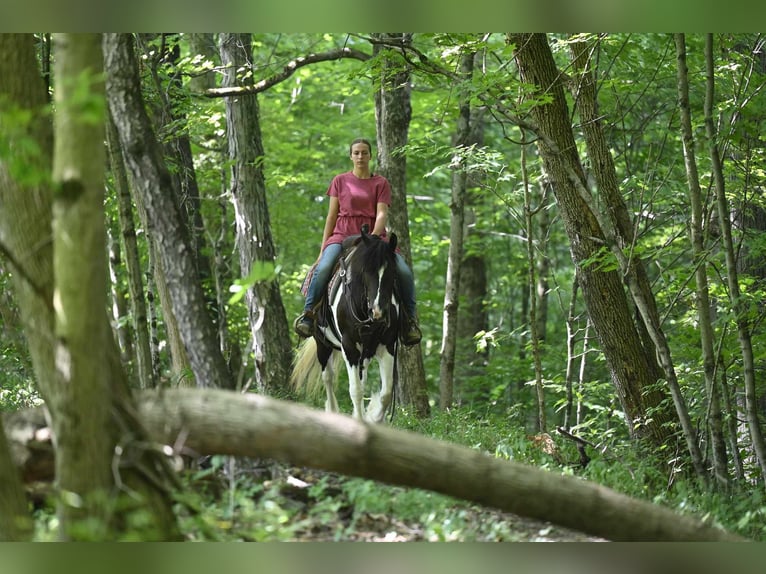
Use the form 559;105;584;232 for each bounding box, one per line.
304;243;418;318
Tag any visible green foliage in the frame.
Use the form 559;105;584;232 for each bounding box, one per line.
227;261;277;305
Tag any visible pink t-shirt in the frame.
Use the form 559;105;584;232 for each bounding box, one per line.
323;171;392;248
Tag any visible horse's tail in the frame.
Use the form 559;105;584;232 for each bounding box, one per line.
290;337;323;398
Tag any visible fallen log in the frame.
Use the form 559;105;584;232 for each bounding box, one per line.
2;388;746;542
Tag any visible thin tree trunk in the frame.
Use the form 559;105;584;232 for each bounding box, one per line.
107;227;133;364
219;33;293;393
720;361;746;482
456;98;489;394
564;275;580;430
104;33;231;390
106;114;154;389
672;33;728;487
520;133;546;431
439;51;473;409
372;33;430;416
703;34;766;483
673;34;728;485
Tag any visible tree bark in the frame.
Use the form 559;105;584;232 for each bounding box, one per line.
509;34;678;448
1;33;181;540
218;33;293;393
703;34;766;483
455;101;489;393
372;33;430;416
567;39;677;438
50;33;115;536
103;33;232;390
520;134;547;431
106;114;155;389
4;389;745;542
439;51;473;409
674;34;729;486
0;419;32;540
138;34;217;334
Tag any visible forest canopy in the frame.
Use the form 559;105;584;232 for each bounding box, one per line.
1;33;765;542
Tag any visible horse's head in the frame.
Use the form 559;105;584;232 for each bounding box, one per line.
350;226;398;325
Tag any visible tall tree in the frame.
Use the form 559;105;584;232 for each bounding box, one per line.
704;34;766;483
104;33;231;390
372;33;430;416
105;115;155;389
674;33;728;486
455;102;490;391
439;50;474;409
50;33;115;534
0;32;181;540
508;34;686;452
218;33;293;393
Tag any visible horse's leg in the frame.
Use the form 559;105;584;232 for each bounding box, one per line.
367;345;396;424
344;360;366;420
317;343;338;413
321;358;340;413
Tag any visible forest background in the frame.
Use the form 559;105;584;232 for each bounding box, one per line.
1;32;766;543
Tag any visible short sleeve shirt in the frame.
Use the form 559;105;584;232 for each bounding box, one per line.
323;171;392;248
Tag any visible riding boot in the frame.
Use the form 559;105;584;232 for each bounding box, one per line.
294;310;315;338
401;312;422;346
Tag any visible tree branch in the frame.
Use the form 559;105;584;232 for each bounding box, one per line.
204;47;371;98
3;388;746;542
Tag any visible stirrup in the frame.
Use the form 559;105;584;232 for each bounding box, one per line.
401;317;422;346
293;312;314;338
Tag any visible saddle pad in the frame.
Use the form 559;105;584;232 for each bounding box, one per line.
300;262;317;297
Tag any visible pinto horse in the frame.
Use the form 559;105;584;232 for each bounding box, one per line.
291;226;401;423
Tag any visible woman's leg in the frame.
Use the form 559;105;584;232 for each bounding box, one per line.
394;254;417;317
296;244;343;337
395;254;421;345
304;243;342;311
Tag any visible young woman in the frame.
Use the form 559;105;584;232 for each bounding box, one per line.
294;138;421;345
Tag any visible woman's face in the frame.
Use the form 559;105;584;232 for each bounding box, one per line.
350;142;371;170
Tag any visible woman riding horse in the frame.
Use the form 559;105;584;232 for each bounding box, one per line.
294;138;421;346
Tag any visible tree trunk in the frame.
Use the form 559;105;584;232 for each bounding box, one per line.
105;114;155;389
372;33;430;416
104;33;232;390
108;229;133;364
50;33;115;536
218;33;293;393
672;34;729;486
520;134;547;431
439;51;473;409
703;34;766;483
456;97;489;393
0;33;181;540
0;419;32;540
4;389;745;542
509;34;682;449
138;34;217;331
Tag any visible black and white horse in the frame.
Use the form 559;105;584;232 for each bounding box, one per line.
291;226;401;423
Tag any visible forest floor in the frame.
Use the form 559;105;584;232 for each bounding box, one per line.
195;459;606;542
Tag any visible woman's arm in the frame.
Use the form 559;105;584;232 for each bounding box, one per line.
372;202;388;236
318;195;340;257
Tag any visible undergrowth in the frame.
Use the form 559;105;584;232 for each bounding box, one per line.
23;403;766;541
166;405;766;541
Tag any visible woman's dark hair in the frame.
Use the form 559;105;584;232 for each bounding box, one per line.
349;138;372;155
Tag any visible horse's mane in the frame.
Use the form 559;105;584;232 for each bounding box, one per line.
350;235;394;273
